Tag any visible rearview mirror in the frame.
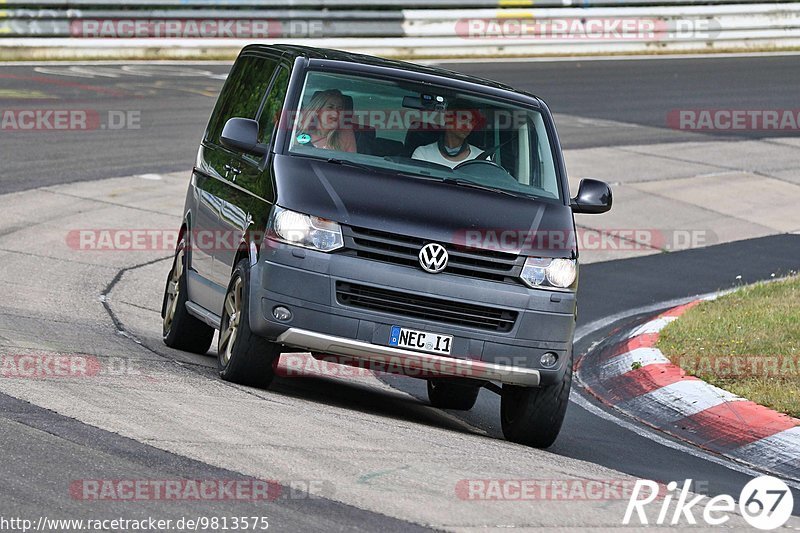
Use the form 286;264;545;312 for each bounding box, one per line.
570;179;612;214
220;117;268;157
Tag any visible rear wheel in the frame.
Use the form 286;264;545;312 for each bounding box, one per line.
427;379;481;410
162;236;214;354
500;355;572;448
218;260;279;389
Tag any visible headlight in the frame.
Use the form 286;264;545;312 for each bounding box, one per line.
520;257;577;290
267;206;343;252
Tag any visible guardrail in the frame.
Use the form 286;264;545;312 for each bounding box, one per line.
1;2;799;58
4;0;798;6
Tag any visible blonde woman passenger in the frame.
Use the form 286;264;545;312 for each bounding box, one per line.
296;89;357;153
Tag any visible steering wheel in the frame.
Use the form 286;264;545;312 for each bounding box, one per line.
454;159;503;170
453;159;519;185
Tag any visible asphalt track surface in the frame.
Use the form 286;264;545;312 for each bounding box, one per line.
1;56;799;527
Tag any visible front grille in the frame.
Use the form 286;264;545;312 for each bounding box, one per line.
336;282;517;332
341;225;524;283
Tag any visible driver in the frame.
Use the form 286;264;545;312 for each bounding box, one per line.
412;102;483;168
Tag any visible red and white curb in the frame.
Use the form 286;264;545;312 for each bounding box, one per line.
577;300;800;481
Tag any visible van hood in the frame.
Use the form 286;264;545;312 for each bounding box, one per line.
273;154;576;257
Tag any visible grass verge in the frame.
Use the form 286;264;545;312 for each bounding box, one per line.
657;275;800;419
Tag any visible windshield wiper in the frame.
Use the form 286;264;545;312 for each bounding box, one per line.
325;157;379;173
440;177;523;198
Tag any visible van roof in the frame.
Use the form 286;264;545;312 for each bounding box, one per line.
241;44;539;100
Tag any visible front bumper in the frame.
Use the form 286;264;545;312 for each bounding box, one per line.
249;243;576;386
277;327;541;386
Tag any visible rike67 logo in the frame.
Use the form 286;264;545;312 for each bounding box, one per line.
624;476;794;529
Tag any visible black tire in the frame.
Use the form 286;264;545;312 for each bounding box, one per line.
162;236;214;354
500;355;572;448
427;379;481;410
217;259;279;389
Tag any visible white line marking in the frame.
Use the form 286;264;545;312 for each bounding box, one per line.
136;174;163;181
573;286;741;347
573;294;710;346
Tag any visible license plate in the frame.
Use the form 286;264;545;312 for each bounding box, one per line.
389;326;453;355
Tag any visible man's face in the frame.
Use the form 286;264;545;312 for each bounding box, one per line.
447;109;475;142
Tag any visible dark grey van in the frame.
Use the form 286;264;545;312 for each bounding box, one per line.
162;45;611;448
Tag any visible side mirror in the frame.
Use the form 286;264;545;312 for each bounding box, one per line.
220;117;268;157
570;178;612;214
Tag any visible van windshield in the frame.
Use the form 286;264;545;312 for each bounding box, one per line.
286;70;563;202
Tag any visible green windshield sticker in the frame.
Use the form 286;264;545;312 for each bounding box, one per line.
296;133;311;144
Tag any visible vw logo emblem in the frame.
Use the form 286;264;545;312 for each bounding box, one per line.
418;243;448;274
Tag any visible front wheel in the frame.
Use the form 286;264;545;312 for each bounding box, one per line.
218;259;279;389
500;355;572;448
162;236;214;354
427;379;481;410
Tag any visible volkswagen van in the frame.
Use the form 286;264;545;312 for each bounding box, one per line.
162;45;612;448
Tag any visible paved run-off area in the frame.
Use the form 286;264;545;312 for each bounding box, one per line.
566;137;800;263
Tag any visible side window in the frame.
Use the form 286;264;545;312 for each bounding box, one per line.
205;55;278;145
256;67;290;145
